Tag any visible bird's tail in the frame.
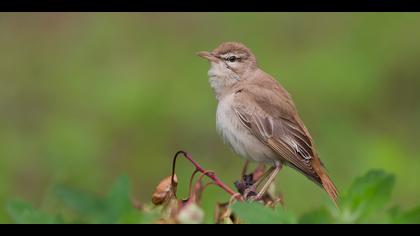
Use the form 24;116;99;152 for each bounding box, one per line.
319;171;339;208
311;155;340;208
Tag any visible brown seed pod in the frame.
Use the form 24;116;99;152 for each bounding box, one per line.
152;175;178;206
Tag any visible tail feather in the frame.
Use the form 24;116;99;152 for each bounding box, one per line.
320;173;339;208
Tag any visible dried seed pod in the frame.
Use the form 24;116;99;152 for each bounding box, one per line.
155;218;178;224
215;202;237;224
152;175;178;206
176;203;204;224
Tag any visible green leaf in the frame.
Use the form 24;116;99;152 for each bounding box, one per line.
104;174;133;223
53;175;135;224
299;208;334;224
7;200;64;224
391;206;420;224
117;206;161;224
339;170;395;223
117;208;145;224
106;175;132;213
232;201;297;224
53;185;108;218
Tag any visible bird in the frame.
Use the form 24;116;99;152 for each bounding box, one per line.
197;42;339;206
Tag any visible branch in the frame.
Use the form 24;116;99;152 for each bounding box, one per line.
171;150;242;201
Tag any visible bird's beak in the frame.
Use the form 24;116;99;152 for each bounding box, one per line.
196;51;219;63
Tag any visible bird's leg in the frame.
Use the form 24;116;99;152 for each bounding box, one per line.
252;163;267;183
255;161;282;200
241;160;250;177
243;166;274;200
254;166;275;189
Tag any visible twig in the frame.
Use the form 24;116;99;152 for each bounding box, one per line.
188;169;199;198
189;170;214;203
171;150;242;201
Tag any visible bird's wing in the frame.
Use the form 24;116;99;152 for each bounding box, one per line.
232;84;321;183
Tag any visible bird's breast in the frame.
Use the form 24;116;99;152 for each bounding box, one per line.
216;94;277;164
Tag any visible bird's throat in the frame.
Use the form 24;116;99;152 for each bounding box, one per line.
208;63;239;101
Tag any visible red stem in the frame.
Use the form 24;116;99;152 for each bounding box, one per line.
190;170;214;203
172;150;242;201
188;169;199;198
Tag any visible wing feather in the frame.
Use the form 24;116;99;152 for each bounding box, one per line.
233;85;321;183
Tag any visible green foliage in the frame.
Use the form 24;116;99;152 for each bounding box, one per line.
232;202;297;224
337;169;395;223
6;201;64;224
7;175;158;224
53;181;116;223
295;170;418;224
6;170;420;224
298;208;334;224
230;170;419;224
388;206;420;224
53;185;108;220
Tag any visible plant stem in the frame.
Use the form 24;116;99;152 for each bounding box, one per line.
172;150;242;201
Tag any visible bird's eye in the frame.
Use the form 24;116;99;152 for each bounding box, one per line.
227;56;237;62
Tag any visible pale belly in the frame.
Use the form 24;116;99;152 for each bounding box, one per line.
216;94;278;164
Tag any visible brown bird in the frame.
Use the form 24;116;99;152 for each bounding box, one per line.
197;42;339;206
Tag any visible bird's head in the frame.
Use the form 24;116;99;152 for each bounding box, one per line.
197;42;258;96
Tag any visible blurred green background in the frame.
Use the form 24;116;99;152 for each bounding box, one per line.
1;13;420;223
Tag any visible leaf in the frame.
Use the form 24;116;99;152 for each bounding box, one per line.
104;174;133;223
232;201;297;224
7;200;64;224
106;175;134;216
339;170;395;223
117;204;163;224
53;175;134;223
53;185;108;218
299;208;334;224
391;206;420;224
